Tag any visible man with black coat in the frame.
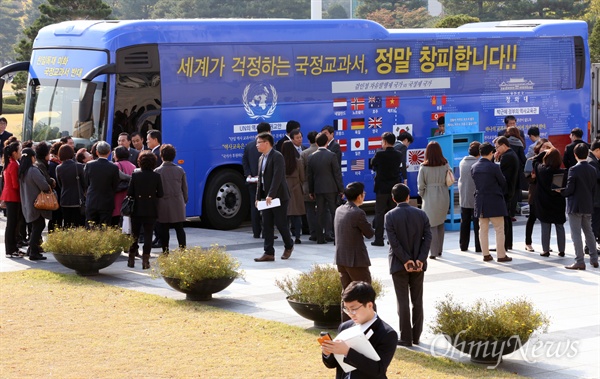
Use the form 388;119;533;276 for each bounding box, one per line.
563;127;589;170
83;141;119;226
494;136;519;251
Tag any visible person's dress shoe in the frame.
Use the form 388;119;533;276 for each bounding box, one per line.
497;256;513;262
254;254;275;262
309;236;317;242
325;236;335;243
29;254;47;261
591;262;599;268
429;256;436;260
397;340;412;347
371;241;385;247
540;252;550;257
294;238;301;244
253;234;261;239
281;247;293;260
558;252;565;257
316;239;326;244
413;340;420;345
565;263;586;270
460;248;468;252
525;245;535;252
483;254;494;262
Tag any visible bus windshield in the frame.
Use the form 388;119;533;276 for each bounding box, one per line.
23;49;109;147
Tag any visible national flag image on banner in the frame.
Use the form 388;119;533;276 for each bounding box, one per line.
431;96;437;106
368;96;382;108
334;119;347;131
407;149;425;172
350;97;365;111
386;96;399;108
351;118;365;130
333;98;347;111
368;137;382;150
441;95;447;105
341;160;348;172
368;117;382;129
394;124;412;134
339;139;347;152
350;138;365;151
351;159;365;171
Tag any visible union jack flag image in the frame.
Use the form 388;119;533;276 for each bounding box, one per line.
368;117;382;129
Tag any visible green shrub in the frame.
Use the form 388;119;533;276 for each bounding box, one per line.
43;227;133;260
1;103;24;114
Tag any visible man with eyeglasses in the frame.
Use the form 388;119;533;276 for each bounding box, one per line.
385;183;432;347
321;281;397;379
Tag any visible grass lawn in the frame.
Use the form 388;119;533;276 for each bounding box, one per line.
0;270;521;378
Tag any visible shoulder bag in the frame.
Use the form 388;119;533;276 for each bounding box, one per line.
34;190;59;211
121;196;135;217
445;166;455;187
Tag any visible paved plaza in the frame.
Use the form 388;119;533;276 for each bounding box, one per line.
1;214;599;378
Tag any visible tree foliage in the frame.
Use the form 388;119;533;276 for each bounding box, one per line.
438;0;589;21
112;0;158;19
0;0;24;65
324;3;348;19
356;0;427;20
591;20;600;62
366;5;433;29
435;14;480;28
150;0;310;19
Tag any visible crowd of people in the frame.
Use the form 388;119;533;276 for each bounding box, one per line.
0;117;187;269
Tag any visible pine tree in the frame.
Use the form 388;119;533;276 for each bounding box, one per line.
0;0;24;65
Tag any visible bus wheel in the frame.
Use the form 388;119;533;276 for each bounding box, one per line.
203;169;248;230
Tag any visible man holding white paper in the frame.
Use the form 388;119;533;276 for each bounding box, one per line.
321;281;397;379
253;132;294;262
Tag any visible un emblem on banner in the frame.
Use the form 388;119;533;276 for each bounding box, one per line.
243;83;278;120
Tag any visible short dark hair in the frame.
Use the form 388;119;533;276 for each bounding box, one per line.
382;132;395;145
286;120;300;133
75;148;88;164
479;142;495;156
58;144;75;161
160;144;176;162
50;141;63;156
114;145;130;161
341;281;376;305
570;127;584;139
391;183;410;203
147;129;162;144
527;127;540;137
0;117;7;123
35;141;50;160
437;116;445;126
344;182;364;201
131;132;143;141
119;132;131;142
306;131;318;144
256;122;271;134
398;131;413;143
504;115;516;125
289;129;302;140
591;139;600;151
495;136;510;148
59;136;72;144
468;141;481;157
138;150;157;170
574;142;589;159
257;132;274;146
321;125;334;134
316;133;329;147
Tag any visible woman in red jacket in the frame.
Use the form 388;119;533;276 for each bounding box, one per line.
1;141;24;258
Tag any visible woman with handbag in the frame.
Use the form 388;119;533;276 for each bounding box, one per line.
19;147;52;260
56;144;86;228
417;141;450;259
112;146;135;226
127;150;163;269
1;141;25;258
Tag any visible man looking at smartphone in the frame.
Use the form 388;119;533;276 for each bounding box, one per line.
385;184;432;347
321;281;397;379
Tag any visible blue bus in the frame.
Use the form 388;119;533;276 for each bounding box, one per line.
0;19;590;229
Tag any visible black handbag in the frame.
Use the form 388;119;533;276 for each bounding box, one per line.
120;196;135;216
76;172;86;216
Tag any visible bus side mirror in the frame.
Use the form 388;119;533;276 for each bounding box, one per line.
79;81;97;123
0;78;4;114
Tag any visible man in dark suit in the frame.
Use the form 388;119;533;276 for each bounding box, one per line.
321;125;342;166
242;122;270;239
561;143;599;270
385;184;431;347
494;136;519;251
254;132;294;262
0;116;13;164
321;281;398;379
83;141;120;226
146;129;163;167
394;131;413;184
274;120;300;152
587;140;600;242
117;132;140;167
334;182;375;304
472;142;512;262
308;133;344;244
563;127;589;170
370;132;402;246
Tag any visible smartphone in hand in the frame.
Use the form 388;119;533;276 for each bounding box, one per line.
318;331;332;345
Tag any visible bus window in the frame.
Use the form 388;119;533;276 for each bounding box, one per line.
112;72;161;147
